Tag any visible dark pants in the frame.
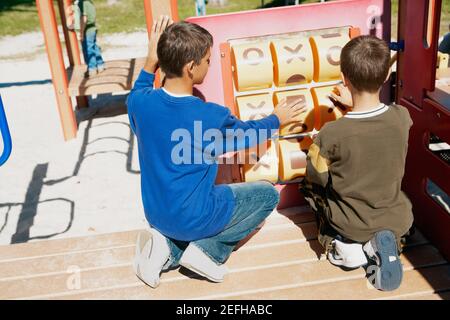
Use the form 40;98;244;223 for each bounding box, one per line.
299;180;337;252
299;180;412;253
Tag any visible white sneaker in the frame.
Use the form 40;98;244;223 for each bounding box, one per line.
179;244;229;283
133;228;170;288
328;239;368;269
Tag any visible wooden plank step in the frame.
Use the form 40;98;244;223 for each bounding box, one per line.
0;223;428;281
0;206;313;263
0;202;436;300
394;290;450;300
0;230;138;262
4;242;442;300
55;245;447;300
0;222;321;280
67;58;146;97
224;264;450;300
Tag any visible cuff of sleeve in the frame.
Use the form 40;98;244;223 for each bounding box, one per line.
139;69;156;82
267;114;281;129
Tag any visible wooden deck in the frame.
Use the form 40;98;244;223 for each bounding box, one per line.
68;58;147;97
1;206;449;300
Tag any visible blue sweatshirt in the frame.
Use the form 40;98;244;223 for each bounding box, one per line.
127;70;280;241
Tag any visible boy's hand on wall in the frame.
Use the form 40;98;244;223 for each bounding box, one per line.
329;84;353;108
273;97;307;126
145;15;173;74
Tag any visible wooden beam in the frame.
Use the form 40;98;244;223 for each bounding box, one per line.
143;0;179;34
57;0;88;109
36;0;77;140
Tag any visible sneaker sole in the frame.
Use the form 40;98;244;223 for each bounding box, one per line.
371;230;403;291
179;260;224;283
133;231;151;275
328;254;367;269
133;231;164;289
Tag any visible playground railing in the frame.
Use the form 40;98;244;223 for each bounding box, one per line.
0;95;12;166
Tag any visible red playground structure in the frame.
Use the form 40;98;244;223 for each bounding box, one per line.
36;0;450;272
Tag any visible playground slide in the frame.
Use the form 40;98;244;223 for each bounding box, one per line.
0;95;12;166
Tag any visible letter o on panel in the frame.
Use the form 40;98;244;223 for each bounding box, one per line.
310;31;350;82
231;41;274;92
270;38;314;87
273;89;315;136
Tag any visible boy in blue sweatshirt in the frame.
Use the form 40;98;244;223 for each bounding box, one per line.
127;16;305;288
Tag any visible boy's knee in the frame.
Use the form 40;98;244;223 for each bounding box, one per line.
258;181;280;209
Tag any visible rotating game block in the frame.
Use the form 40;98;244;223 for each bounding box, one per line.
273;89;315;136
279;137;313;181
242;140;279;183
270;37;314;87
236;93;274;121
311;85;347;130
310;31;350;82
231;41;274;92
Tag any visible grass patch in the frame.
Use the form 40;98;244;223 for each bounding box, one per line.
0;0;448;38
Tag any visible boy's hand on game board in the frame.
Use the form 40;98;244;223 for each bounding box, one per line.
145;15;173;74
329;84;353;108
273;97;307;126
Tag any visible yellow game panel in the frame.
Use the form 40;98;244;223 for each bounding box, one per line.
242;140;279;183
231;41;273;92
236;93;275;121
279;137;313;181
270;37;314;87
310;32;350;82
311;85;347;130
273;89;315;136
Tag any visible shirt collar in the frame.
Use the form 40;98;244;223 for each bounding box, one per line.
344;104;389;119
162;87;192;98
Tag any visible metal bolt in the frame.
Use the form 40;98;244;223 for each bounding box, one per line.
399;80;403;88
221;53;225;58
437;112;441;118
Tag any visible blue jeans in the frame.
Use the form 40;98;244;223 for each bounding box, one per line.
163;181;279;269
81;28;105;72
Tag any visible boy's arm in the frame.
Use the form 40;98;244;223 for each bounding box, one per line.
220;111;280;152
129;16;172;95
305;135;332;188
218;97;306;153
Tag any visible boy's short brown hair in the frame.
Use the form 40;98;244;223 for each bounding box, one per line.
157;21;213;78
340;35;390;93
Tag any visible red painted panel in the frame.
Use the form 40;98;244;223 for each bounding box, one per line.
401;98;450;261
186;0;390;105
396;0;442;107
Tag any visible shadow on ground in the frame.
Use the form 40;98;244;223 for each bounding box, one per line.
0;94;139;244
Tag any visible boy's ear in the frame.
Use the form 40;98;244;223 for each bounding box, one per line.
185;60;195;79
340;72;349;87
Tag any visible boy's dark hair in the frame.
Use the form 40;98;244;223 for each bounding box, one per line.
340;35;390;93
157;21;213;78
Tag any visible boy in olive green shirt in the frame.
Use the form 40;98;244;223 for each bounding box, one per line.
301;36;414;292
77;0;105;77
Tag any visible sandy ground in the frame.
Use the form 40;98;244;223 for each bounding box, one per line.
0;30;152;245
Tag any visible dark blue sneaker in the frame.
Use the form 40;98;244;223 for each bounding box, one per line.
363;230;403;291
